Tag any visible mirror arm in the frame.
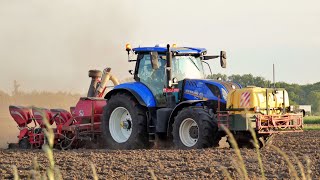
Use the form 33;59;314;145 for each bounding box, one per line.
202;61;213;77
203;55;219;60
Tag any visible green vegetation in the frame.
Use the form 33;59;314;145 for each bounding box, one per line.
208;73;320;115
304;116;320;124
302;116;320;130
303;124;320;131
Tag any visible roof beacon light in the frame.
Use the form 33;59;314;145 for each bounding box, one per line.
172;44;177;48
125;43;132;52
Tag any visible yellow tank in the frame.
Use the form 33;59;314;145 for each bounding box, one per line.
226;87;289;115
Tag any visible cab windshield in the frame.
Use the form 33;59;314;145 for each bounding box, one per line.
172;56;205;81
136;54;205;106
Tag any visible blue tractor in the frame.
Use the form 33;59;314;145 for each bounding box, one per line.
101;44;241;149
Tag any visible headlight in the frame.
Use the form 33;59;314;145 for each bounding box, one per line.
221;88;228;100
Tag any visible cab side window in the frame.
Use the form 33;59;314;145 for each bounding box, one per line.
137;54;152;82
136;53;167;106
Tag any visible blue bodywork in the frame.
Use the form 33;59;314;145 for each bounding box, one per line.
112;82;156;107
133;47;207;54
109;79;239;107
183;79;230;104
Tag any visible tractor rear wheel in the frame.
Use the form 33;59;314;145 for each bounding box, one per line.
19;137;31;149
172;107;218;149
102;93;150;149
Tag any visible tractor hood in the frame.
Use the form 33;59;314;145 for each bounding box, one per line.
182;79;241;103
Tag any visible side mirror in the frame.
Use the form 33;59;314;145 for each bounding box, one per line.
151;51;159;70
220;51;227;68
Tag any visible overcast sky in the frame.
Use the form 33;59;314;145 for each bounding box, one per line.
0;0;319;94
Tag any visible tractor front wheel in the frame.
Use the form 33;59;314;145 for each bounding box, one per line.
172;107;218;149
102;93;150;149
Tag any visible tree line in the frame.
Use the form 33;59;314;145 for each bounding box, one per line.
207;73;320;115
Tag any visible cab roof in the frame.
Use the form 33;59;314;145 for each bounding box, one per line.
132;46;207;54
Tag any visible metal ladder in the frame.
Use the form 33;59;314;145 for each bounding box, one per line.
147;112;156;143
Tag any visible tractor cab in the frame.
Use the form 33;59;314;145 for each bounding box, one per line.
127;44;227;107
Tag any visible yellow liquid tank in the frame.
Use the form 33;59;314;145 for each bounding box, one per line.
226;87;289;115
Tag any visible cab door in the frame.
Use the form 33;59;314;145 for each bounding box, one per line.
134;53;167;107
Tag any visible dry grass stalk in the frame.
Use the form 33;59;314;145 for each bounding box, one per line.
12;165;20;180
91;163;99;180
248;125;265;179
221;124;249;180
29;170;41;180
269;145;299;179
54;168;63;180
292;153;306;180
148;168;157;180
220;166;232;180
39;107;56;180
231;158;244;179
305;156;312;180
33;157;40;171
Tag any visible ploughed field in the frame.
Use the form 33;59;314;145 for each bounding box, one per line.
0;131;319;179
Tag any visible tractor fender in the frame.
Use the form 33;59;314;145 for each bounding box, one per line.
104;82;156;107
166;100;207;136
18;128;29;140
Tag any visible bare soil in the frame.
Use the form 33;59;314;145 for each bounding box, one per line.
0;131;319;179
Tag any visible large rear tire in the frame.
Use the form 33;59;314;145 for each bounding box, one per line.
172;107;218;149
101;93;150;149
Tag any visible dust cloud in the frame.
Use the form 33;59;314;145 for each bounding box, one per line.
0;0;137;93
0;0;138;148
